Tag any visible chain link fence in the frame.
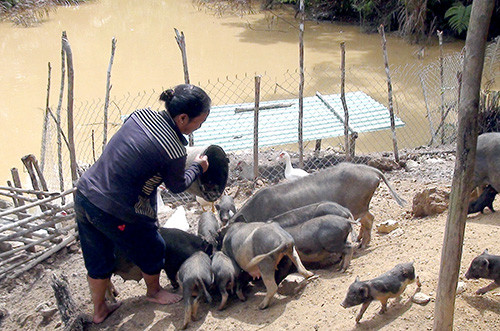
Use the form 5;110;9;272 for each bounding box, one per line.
40;50;499;203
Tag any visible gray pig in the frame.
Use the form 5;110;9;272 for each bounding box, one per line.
468;185;497;214
229;162;406;248
177;251;213;330
341;262;421;323
465;249;500;294
216;195;236;225
222;221;314;309
211;251;246;310
281;214;355;271
472;132;500;193
198;211;220;249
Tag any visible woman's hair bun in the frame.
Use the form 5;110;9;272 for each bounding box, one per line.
159;89;175;103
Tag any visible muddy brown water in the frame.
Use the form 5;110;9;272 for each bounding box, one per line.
0;0;464;186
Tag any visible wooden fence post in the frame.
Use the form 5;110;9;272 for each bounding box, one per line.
340;41;351;161
174;28;194;146
378;24;399;163
433;2;494;330
298;0;305;167
253;75;261;180
62;31;79;186
438;30;445;144
103;37;117;152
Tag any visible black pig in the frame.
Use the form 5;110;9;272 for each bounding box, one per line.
465;249;500;294
468;185;497;214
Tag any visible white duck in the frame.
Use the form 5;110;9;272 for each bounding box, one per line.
277;151;309;181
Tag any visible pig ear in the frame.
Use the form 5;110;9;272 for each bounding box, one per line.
215;204;221;211
234;215;247;223
482;249;489;255
358;284;369;298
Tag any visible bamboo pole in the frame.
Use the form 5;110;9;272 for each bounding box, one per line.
0;188;75;219
0;186;59;196
62;31;79;185
10;168;24;206
253;75;261;180
41;62;51;172
174;28;194;146
6;181;19;207
438;30;445;144
298;0;305;168
0;211;73;243
340;41;351;161
433;2;494;330
378;24;399;163
3;234;77;280
103;37;116;152
0;224;76;260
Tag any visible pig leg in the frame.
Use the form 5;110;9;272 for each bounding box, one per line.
288;246;314;279
339;243;354;272
476;281;500;295
236;281;246;302
192;294;202;320
181;298;193;330
357;212;374;249
218;283;229;310
258;260;279;309
356;301;371;323
379;298;389;314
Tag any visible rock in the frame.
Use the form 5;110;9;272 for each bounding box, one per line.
412;187;450;217
0;198;13;209
412;292;431;304
389;228;405;238
67;244;80;254
405;160;420;171
40;308;58;319
456;281;466;294
278;273;309;296
376;219;399;234
368;157;400;171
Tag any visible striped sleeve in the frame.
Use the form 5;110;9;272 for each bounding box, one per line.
133;108;186;159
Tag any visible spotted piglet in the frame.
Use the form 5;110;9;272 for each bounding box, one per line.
341;262;421;323
210;251;246;310
177;251;213;329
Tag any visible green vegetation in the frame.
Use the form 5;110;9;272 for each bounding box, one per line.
444;2;471;35
0;0;89;26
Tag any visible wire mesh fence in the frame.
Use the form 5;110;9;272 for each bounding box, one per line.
40;49;499;204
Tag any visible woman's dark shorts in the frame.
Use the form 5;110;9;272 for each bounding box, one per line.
75;190;165;279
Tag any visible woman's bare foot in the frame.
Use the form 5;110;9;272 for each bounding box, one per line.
93;302;122;324
146;288;182;305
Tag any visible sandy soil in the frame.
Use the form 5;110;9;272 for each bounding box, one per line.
1;151;500;331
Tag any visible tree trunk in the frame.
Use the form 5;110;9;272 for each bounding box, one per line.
433;2;494;330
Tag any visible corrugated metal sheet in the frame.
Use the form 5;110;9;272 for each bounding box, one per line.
192;91;405;151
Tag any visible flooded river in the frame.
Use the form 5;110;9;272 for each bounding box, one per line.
0;0;464;186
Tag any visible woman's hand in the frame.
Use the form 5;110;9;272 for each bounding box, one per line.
194;154;209;173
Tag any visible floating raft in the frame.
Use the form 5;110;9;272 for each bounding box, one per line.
193;91;405;151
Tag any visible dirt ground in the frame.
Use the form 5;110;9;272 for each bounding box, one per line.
1;150;500;331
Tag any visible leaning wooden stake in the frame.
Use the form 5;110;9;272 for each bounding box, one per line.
433;2;494;330
298;0;305;167
62;31;79;185
378;25;399;163
174;28;193;146
41;62;52;172
340;41;351;161
103;37;116;152
253;75;261;180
